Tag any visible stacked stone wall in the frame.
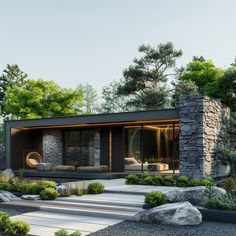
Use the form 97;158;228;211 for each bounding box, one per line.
42;129;63;165
178;95;230;178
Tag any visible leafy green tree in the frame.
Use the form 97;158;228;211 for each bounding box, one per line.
116;42;182;110
78;83;98;114
216;67;236;112
3;79;83;119
101;80;133;113
178;57;224;93
0;64;28;115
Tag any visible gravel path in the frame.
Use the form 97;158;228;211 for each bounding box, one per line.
89;221;236;236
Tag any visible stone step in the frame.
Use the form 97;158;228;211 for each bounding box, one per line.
4;200;141;220
57;196;144;208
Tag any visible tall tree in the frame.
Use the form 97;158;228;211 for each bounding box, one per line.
0;64;28;114
3;79;83;119
78;83;98;114
116;42;183;110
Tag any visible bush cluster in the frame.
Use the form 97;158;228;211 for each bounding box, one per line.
87;183;105;194
0;211;30;236
145;191;168;208
54;229;81;236
125;173;214;187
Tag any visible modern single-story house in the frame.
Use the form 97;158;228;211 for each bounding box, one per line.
5;95;231;179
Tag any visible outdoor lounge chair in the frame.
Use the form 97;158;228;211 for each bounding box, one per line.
26;152;42;168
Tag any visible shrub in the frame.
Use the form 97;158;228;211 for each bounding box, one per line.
40;188;59;200
163;176;174;186
8;220;30;236
15;183;34;194
145;191;168;208
55;229;70;236
87;183;105;194
125;174;140;185
200;178;214;187
176;176;189;187
0;212;11;233
218;176;236;192
205;193;236;211
0;182;11;191
70;231;82;236
54;229;81;236
142;176;153;185
233;187;236;196
190;178;202;187
152;175;163;186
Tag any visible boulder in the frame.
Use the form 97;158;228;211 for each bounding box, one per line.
0;190;20;202
21;195;40;200
0;169;15;181
55;185;68;196
135;201;202;225
165;186;226;205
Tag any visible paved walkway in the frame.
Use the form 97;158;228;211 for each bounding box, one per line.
7;178;181;236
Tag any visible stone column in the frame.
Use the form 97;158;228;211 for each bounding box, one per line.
178;95;230;178
42;129;63;165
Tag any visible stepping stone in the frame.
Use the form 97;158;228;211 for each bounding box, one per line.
0;190;20;202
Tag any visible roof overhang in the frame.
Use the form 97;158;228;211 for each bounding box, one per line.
5;109;179;130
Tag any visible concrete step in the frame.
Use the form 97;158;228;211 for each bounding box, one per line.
56;196;144;208
4;200;142;220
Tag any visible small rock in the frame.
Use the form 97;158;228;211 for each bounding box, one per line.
0;190;20;202
165;186;226;205
134;201;202;225
21;195;40;200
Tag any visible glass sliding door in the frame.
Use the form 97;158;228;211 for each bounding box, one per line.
123;123;179;174
143;124;179;174
124;126;143;172
64;129;99;167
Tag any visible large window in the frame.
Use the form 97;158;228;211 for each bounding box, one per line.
124;123;179;174
64;129;99;167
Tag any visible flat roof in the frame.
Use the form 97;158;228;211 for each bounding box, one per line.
5;108;179;129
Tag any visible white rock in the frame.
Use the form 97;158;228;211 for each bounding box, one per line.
55;185;68;196
21;195;40;200
0;190;20;202
135;201;202;225
165;186;226;205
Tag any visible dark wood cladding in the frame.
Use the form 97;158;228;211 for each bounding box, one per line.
11;129;42;170
111;126;124;172
100;128;109;166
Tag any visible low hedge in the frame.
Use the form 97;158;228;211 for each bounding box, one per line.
54;229;81;236
87;183;105;194
145;191;168;208
125;173;214;187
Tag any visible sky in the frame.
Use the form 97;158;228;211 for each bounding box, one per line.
1;0;236;93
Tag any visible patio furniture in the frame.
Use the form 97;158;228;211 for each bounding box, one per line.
36;162;53;172
77;165;109;173
125;157;148;171
26;152;42;169
54;165;76;172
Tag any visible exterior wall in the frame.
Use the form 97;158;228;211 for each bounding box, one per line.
0;144;5;170
178;95;230;178
42;129;63;165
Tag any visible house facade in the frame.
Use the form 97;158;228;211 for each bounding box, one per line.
4;95;231;179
